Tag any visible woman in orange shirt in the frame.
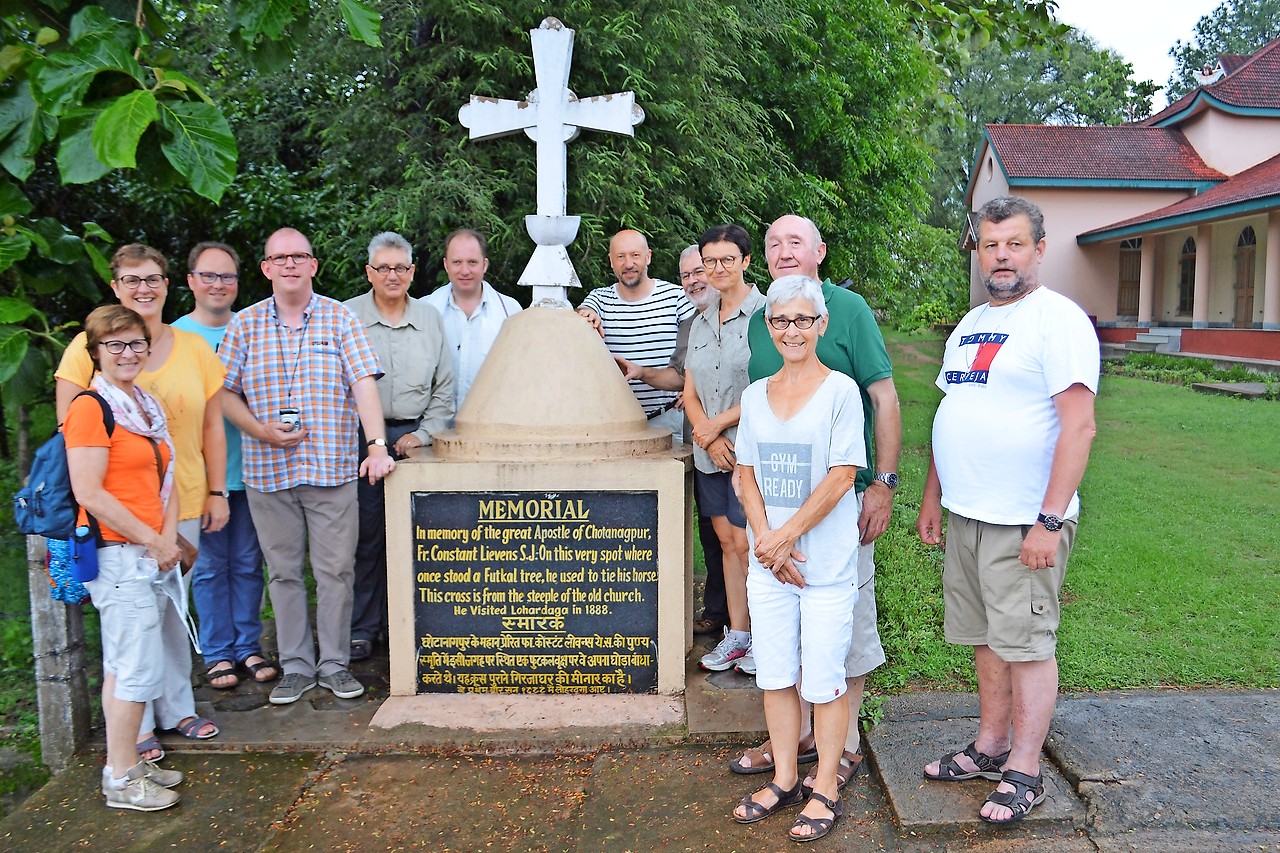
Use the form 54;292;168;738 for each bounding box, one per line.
65;305;185;812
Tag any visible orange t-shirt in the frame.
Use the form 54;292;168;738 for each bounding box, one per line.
62;394;171;542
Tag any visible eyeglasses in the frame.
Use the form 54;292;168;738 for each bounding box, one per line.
116;275;167;289
370;264;412;276
701;255;741;270
767;315;819;331
265;252;313;266
99;339;149;354
193;271;239;285
679;268;706;282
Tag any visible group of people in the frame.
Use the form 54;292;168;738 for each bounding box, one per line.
584;200;1097;842
60;227;521;812
58;194;1099;838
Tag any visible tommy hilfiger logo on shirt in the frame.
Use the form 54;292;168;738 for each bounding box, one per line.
945;332;1009;385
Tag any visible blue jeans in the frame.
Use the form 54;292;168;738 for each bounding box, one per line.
190;490;266;665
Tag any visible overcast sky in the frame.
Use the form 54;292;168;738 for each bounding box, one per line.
1052;0;1224;106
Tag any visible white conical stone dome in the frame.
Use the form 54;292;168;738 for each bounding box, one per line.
432;307;673;461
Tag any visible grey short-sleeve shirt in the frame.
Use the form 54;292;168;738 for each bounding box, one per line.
685;287;766;473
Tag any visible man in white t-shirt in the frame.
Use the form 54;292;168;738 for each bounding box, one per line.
423;229;522;420
576;229;694;436
917;196;1099;825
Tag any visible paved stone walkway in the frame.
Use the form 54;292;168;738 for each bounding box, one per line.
2;637;1277;851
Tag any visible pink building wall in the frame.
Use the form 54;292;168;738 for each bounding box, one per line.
1177;111;1280;176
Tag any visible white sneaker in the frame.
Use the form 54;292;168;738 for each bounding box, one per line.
102;760;182;795
104;761;181;811
700;629;750;671
734;647;756;676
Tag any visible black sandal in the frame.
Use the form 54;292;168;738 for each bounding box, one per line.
788;791;842;843
923;741;1010;782
733;780;805;824
238;655;280;683
206;661;239;690
802;750;863;795
980;769;1045;825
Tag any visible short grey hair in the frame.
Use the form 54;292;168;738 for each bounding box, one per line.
975;196;1045;243
679;244;700;264
765;275;827;319
367;231;413;265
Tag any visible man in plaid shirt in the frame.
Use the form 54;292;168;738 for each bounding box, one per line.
220;227;396;705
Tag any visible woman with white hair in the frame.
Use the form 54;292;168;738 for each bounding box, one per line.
730;274;866;843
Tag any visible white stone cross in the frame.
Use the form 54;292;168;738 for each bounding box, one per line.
458;17;644;306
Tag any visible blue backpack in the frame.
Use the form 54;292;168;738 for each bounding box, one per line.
13;391;114;540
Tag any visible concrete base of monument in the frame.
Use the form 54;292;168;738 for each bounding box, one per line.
369;693;684;737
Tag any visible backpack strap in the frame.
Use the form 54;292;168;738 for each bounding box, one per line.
69;390;114;545
72;390;114;437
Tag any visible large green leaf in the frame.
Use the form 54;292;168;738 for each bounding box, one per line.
0;44;37;84
0;327;29;385
0;81;43;180
153;68;213;104
337;0;383;48
84;240;111;282
0;232;31;274
56;106;112;184
6;343;52;406
92;89;158;168
0;179;32;217
158;100;237;203
32;28;146;116
0;296;37;324
237;0;306;44
33;217;83;265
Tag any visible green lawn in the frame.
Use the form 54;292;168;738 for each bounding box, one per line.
869;330;1280;693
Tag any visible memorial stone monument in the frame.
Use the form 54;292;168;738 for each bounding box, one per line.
376;19;693;720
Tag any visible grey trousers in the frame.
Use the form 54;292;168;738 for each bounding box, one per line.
247;482;358;678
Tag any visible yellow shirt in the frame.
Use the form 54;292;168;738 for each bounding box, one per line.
57;329;225;521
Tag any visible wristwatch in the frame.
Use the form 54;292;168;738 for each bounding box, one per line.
209;489;230;499
1036;512;1064;532
874;472;899;491
367;438;388;449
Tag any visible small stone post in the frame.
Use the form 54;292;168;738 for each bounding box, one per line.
27;535;91;772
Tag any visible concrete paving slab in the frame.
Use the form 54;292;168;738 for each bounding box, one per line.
1091;828;1280;852
1050;690;1280;834
0;752;317;851
1191;380;1269;398
866;692;1085;830
684;643;765;739
260;751;598;853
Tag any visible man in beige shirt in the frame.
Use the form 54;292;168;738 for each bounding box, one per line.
344;231;455;660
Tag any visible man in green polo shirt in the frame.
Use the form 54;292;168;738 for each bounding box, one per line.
729;214;902;794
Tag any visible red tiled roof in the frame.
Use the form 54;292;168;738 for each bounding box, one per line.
1081;152;1280;237
1145;37;1280;124
1219;54;1251;75
985;124;1224;182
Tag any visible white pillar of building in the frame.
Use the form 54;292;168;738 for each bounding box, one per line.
1193;223;1212;328
1264;210;1280;330
1138;236;1156;325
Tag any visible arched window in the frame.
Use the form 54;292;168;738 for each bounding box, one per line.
1178;237;1196;315
1238;226;1256;247
1118;239;1141;316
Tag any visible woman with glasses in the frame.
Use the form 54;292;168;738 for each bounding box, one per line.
730;275;865;843
64;305;184;810
686;224;765;676
56;244;227;760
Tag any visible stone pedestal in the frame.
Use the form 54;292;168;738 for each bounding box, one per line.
381;306;693;702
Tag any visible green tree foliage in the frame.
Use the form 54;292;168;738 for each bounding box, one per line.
0;0;379;423
1167;0;1280;100
186;0;939;308
925;30;1156;231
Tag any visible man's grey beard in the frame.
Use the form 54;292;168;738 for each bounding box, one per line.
983;272;1035;301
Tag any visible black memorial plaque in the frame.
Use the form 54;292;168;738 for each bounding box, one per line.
412;491;659;694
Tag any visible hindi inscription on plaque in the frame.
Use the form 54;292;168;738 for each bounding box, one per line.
412;490;659;694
